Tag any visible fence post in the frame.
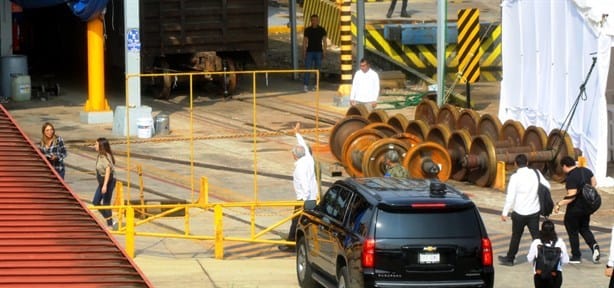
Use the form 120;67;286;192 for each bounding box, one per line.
214;204;224;259
199;176;209;205
114;180;124;229
126;206;135;258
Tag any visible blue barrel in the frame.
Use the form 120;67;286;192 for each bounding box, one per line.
1;55;28;100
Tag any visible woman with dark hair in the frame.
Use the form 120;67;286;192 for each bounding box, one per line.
39;122;67;179
94;137;116;228
527;220;570;288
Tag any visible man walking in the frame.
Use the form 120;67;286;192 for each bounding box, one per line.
499;154;550;266
555;156;600;263
303;14;327;92
279;122;318;252
350;58;380;110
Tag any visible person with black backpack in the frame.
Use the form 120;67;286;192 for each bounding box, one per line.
555;156;600;264
527;220;570;288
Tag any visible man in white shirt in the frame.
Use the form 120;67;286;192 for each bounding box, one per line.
499;154;550;266
280;122;318;252
350;58;380;109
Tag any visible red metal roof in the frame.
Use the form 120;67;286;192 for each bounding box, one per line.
0;105;152;287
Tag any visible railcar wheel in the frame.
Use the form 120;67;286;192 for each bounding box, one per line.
362;138;412;177
367;109;389;124
415;99;439;125
405;120;429;141
341;129;387;177
387;113;409;133
329;116;370;162
403;142;452;181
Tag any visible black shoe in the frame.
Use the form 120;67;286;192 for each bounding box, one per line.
278;245;295;252
569;256;581;263
400;11;410;18
386;11;393;18
498;255;514;266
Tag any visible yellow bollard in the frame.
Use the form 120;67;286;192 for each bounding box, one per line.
214;204;224;259
492;161;506;191
84;17;110;112
126;206;135;258
577;156;587;167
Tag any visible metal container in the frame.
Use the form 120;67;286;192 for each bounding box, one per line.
10;74;31;102
1;55;28;100
154;113;170;136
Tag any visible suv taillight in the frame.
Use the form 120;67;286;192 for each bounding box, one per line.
362;238;375;268
481;238;493;266
410;203;446;209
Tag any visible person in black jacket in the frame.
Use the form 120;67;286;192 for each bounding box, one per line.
555;156;599;264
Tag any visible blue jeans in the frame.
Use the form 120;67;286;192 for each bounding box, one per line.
303;52;322;86
93;177;116;226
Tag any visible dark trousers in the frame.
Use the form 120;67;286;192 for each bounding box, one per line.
287;205;302;241
506;212;540;259
93;178;116;226
533;271;562;288
564;209;597;258
388;0;408;14
303;52;322;86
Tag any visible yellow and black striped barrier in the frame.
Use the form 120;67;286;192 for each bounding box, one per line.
457;8;481;83
356;21;501;70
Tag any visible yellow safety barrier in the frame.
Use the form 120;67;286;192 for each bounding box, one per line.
92;69;328;259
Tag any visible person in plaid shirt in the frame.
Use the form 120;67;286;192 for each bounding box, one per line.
39;122;67;179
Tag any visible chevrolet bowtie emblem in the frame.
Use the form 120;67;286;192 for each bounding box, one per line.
423;246;437;252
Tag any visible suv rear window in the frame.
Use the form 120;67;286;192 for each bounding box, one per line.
376;208;480;238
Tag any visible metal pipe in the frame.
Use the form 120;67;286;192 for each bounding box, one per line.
436;0;447;107
357;0;365;67
290;0;299;79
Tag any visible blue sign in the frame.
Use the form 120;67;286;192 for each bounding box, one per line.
127;28;141;53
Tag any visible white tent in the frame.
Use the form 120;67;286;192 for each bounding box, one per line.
499;0;614;183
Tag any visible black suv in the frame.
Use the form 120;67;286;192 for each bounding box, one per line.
295;177;494;288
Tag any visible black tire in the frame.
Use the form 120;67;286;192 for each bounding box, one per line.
337;265;350;288
296;237;317;288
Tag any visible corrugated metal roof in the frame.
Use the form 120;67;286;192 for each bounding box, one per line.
0;105;152;287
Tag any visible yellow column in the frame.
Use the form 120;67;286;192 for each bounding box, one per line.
84;17;110;112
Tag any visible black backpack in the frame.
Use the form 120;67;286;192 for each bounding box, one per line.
579;168;601;214
581;184;601;214
535;241;561;280
533;170;554;218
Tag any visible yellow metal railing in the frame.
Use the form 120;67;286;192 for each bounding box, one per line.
100;69;326;260
123;69;322;201
91;196;303;259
